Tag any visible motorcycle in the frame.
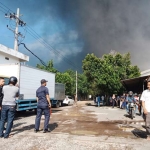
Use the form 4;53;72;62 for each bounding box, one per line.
128;102;136;119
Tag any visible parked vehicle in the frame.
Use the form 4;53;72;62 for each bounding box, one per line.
63;95;74;105
0;63;65;111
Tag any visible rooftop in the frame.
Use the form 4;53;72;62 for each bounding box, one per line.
0;44;29;62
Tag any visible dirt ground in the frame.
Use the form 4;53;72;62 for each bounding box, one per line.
0;101;149;150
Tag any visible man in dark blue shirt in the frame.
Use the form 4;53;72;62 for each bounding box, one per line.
35;79;51;133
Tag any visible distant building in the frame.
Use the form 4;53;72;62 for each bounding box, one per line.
0;44;29;64
141;69;150;77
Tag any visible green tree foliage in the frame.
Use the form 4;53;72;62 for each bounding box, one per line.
77;73;89;99
37;60;57;73
82;52;140;96
37;52;140;100
56;72;72;95
37;61;76;95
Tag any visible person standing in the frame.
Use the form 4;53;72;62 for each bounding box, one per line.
120;93;126;109
116;96;120;107
0;76;19;138
0;77;5;119
141;78;150;140
97;95;101;107
35;79;51;133
111;94;116;108
101;95;105;106
134;93;140;115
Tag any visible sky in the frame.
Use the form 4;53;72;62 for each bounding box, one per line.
0;0;150;72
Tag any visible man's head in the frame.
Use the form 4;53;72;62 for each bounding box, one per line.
147;77;150;90
41;79;48;86
0;77;5;86
134;93;138;96
9;76;18;86
128;91;133;97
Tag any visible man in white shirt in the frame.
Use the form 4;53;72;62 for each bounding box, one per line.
141;78;150;140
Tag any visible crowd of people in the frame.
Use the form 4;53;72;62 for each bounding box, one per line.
95;92;141;116
109;92;141;115
95;78;150;140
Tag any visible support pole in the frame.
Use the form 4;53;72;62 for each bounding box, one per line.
14;8;20;51
76;71;77;99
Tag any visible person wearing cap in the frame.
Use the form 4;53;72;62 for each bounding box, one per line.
35;79;51;133
141;78;150;140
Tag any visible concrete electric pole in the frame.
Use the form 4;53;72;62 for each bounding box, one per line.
5;8;26;51
14;8;20;51
76;71;78;99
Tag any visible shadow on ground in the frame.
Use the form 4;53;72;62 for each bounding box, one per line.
12;122;58;135
132;128;147;139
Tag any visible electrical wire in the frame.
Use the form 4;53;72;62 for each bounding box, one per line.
26;26;82;71
19;43;47;67
0;9;5;14
0;2;82;72
0;1;14;12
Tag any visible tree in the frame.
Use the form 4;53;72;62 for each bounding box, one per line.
37;60;57;73
37;60;75;95
82;52;140;99
56;72;72;95
77;73;89;100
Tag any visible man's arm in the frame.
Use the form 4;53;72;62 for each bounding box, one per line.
45;88;51;107
0;87;4;109
46;95;51;107
142;101;148;115
141;92;148;115
36;97;38;102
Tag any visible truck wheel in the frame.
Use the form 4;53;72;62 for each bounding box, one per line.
59;102;62;107
34;108;37;114
68;102;70;106
56;102;59;108
131;109;133;119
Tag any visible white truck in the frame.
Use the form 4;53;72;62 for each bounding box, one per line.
0;63;65;111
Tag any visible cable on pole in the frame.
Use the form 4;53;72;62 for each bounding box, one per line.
0;2;82;72
18;43;47;67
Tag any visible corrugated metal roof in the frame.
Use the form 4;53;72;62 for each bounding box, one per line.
121;75;149;93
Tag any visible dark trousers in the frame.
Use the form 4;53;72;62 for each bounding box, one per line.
112;100;116;107
0;105;16;138
35;106;50;130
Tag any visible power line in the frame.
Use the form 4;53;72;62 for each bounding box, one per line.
0;9;5;14
0;1;14;12
0;2;82;72
26;27;82;71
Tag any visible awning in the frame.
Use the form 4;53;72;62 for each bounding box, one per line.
121;75;149;93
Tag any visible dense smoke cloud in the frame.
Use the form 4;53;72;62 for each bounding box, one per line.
2;0;150;71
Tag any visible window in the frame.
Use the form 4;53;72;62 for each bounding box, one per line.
4;78;9;85
5;57;9;60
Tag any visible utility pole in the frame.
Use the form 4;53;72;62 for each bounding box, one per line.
5;8;26;51
14;8;20;51
76;71;78;99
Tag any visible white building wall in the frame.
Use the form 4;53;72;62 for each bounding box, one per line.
0;53;19;64
141;69;150;77
0;44;29;63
